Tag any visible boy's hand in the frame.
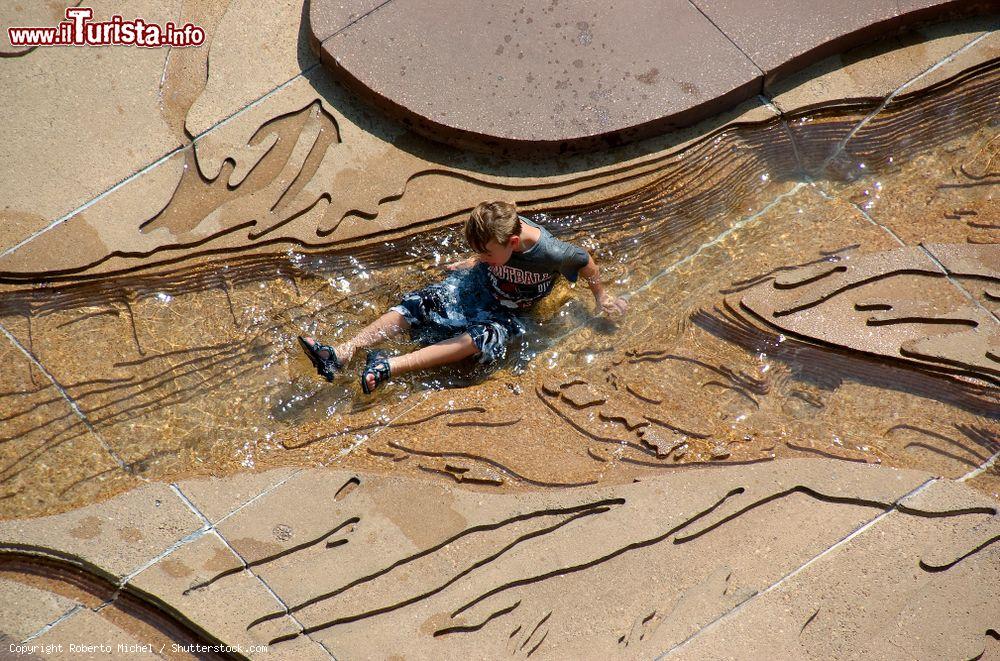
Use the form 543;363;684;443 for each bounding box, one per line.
444;257;477;271
596;293;628;318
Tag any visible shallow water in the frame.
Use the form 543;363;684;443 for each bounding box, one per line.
0;61;996;518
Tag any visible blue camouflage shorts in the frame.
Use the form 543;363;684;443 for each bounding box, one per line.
390;266;527;366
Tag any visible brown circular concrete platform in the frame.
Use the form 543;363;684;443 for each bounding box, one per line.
309;0;997;153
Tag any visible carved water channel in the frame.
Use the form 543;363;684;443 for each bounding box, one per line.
0;59;996;519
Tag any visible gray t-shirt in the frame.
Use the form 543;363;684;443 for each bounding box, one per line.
476;216;590;309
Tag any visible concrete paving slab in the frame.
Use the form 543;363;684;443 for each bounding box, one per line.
900;473;998;513
0;482;200;581
0;0;184;253
317;0;762;152
907;481;1000;574
4;7;992;282
0;316;139;521
0;149;186;287
895;27;1000;95
155;0;235;140
4;460;996;657
0;5;998;660
0;577;77;642
175;467;300;523
185;0;320;137
738;244;1000;385
691;0;899;83
29;608;159;660
309;0;386;44
205;461;932;657
670;479;999;660
768;16;994;113
0;71;782;284
303;483;877;658
306;0;994;151
125;530;289;654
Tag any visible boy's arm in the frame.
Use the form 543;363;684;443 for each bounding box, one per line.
444;255;480;271
577;254;627;317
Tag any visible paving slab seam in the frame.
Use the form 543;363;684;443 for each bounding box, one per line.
118;483;217;585
960;449;1000;482
168;483;335;659
213;470;307;527
825;176;985;350
325;390;436;463
119;525;212;587
171;484;333;654
628;182;808;301
105;398;438;598
816;179;986;335
20;604;85;643
188;60;323;148
158;45;173;97
156;4;187;97
38;396;442;655
528;181;808;368
0;320;131;474
686;0;765;78
812;183;907;247
321;0;397;42
822;29;996;171
205;526;336;659
1;60;324;261
538;181;808;355
4;20;994;262
198;392;436;530
920;244;1000;324
656;477;939;659
0;144;185;261
757;94;807;176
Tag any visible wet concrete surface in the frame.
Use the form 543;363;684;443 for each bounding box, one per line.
309;0;999;151
0;5;997;657
1;60;996;521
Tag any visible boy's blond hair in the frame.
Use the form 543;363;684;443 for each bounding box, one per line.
465;201;521;253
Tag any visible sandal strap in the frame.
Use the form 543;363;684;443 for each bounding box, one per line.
361;351;391;394
298;336;342;381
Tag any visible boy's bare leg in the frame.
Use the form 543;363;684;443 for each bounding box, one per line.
370;333;479;390
302;310;409;366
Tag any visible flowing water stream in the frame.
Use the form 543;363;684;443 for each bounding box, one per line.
0;58;996;519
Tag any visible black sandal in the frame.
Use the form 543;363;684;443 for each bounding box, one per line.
361;350;391;394
298;336;343;382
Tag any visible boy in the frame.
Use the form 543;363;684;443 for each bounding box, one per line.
299;201;627;393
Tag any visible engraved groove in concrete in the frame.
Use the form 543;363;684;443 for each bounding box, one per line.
1;27;998;521
9;463;996;658
0;551;235;656
738;244;1000;384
